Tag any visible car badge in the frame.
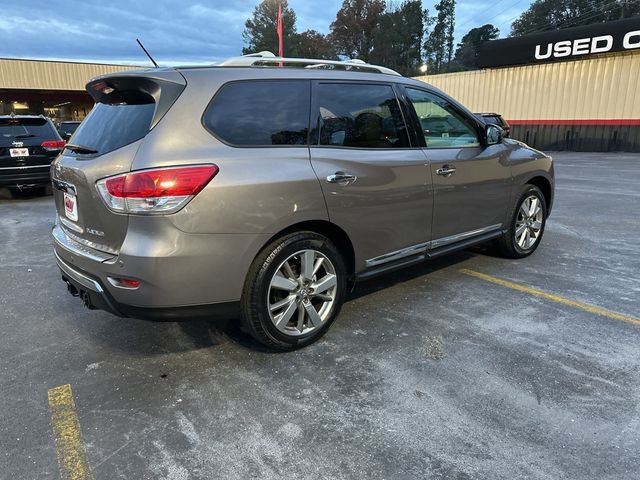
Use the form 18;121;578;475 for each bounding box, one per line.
11;140;24;147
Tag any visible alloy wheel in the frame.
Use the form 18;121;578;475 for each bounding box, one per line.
515;194;543;250
267;249;338;337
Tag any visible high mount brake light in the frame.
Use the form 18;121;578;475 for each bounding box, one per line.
96;165;219;214
41;140;66;150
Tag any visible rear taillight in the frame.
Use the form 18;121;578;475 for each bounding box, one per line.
41;140;66;151
96;165;218;214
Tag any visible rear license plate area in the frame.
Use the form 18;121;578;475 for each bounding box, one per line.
10;148;29;157
64;192;78;222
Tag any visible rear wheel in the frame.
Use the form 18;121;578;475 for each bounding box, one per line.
495;185;547;258
241;232;347;351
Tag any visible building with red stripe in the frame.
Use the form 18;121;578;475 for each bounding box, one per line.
415;17;640;152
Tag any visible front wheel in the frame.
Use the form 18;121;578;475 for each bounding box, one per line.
241;232;347;351
495;185;547;258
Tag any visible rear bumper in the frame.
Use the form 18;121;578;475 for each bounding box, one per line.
55;249;239;320
52;220;266;316
0;167;50;186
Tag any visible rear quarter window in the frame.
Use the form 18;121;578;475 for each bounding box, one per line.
203;80;310;146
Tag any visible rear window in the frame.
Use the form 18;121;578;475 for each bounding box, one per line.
60;122;80;135
68;93;155;155
0;118;57;147
204;80;310;146
482;115;502;126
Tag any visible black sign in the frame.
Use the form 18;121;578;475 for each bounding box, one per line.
478;17;640;68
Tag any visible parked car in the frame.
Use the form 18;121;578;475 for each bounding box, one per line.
0;114;65;194
58;121;81;141
51;54;554;350
475;113;511;137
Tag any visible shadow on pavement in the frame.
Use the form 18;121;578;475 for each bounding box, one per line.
66;246;483;356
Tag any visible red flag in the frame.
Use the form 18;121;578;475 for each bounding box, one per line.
277;2;283;58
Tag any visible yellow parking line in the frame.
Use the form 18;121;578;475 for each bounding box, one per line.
47;384;94;480
460;268;640;326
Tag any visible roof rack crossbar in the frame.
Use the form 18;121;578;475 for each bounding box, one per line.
218;52;401;76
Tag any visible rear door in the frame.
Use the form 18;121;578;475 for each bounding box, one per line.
402;87;511;244
309;81;432;270
52;71;185;253
0;117;63;174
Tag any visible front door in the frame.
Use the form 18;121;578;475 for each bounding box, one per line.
309;82;432;271
403;87;511;245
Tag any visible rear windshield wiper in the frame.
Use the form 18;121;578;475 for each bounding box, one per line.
13;134;36;139
65;143;99;154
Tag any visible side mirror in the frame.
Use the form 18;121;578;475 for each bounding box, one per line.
486;124;504;146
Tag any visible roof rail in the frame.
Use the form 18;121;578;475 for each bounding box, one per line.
218;52;401;76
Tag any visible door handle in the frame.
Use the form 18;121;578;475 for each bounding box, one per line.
436;165;456;177
326;171;357;185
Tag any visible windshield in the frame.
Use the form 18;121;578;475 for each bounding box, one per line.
0;118;57;147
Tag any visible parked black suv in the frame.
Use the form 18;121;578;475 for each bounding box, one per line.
0;114;65;193
475;113;511;138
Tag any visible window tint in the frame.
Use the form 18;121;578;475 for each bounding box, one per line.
205;81;310;146
69;97;155;155
0;118;57;147
60;122;80;135
316;83;409;149
481;115;502;126
406;88;480;149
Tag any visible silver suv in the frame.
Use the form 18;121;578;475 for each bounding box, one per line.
52;54;554;350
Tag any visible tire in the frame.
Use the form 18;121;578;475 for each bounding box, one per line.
495;184;547;259
241;231;347;351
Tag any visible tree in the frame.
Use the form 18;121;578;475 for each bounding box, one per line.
243;0;299;56
330;0;386;62
453;24;499;70
424;0;455;74
370;1;429;76
295;30;338;59
511;0;640;37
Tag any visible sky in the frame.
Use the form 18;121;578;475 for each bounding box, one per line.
0;0;532;66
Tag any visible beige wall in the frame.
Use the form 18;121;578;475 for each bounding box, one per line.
414;51;640;121
0;58;143;91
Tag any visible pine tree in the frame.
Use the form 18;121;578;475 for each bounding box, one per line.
242;0;299;56
329;0;386;62
424;0;456;74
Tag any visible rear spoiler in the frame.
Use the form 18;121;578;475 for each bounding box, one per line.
86;69;186;129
